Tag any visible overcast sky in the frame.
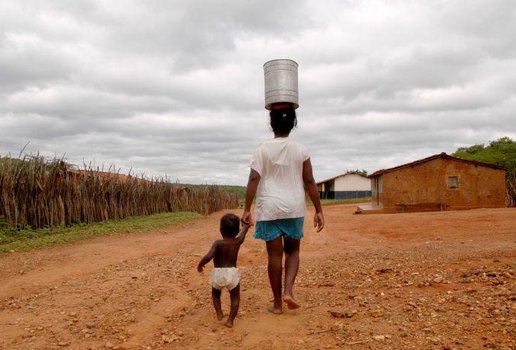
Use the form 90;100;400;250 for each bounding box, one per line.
1;0;515;185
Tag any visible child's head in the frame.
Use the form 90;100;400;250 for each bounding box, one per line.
220;213;240;238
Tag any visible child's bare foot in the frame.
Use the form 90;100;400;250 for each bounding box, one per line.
267;305;283;314
216;312;224;321
224;319;234;328
283;295;301;309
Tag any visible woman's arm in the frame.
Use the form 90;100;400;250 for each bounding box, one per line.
303;159;325;232
242;169;261;225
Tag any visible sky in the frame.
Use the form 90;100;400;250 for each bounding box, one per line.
1;0;515;185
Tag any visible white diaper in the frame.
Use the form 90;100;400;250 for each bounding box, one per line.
209;267;240;291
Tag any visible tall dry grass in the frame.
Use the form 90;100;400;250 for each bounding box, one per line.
0;156;238;229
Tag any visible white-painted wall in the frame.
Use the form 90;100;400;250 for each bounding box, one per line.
334;174;371;191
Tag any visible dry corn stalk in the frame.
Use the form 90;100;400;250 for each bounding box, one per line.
0;156;238;229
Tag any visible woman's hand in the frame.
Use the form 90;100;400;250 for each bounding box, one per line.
241;211;254;226
314;212;325;232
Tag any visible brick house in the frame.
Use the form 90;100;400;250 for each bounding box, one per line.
363;153;507;213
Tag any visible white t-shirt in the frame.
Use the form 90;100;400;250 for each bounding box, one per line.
250;137;310;221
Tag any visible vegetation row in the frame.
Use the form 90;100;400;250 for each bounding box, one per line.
453;137;516;206
0;155;239;230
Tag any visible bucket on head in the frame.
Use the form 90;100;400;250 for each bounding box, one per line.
263;59;299;110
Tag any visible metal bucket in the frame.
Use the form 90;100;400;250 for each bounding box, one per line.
263;59;299;110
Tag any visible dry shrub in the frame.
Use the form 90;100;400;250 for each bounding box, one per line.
508;178;516;207
0;156;238;229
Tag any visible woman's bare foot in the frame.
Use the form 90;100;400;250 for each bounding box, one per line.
267;305;283;314
283;295;301;309
216;312;224;321
224;319;234;328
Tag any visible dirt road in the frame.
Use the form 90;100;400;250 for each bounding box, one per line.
0;205;515;349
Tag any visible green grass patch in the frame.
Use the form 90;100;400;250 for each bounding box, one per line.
0;211;200;255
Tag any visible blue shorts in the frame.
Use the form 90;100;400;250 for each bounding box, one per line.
253;217;304;241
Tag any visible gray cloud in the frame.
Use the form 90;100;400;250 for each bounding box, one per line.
1;0;515;185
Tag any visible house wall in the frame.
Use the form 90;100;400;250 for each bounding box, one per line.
375;158;506;211
318;173;372;200
334;174;371;191
371;176;383;207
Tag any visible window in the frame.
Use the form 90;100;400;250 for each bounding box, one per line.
448;176;459;189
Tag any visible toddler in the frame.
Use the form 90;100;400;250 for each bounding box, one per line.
197;213;250;328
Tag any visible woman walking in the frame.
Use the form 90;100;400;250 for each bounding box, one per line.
241;102;324;314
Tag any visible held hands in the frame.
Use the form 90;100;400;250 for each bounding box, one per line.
241;211;254;226
314;212;325;232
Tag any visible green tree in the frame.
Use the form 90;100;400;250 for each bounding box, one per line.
453;137;516;176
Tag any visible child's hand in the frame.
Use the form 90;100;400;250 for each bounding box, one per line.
197;264;204;273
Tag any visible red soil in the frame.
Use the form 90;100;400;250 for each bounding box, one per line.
0;204;515;349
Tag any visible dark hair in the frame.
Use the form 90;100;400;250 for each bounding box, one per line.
220;213;240;238
270;107;297;135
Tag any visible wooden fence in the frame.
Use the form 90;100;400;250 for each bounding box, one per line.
0;156;239;229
